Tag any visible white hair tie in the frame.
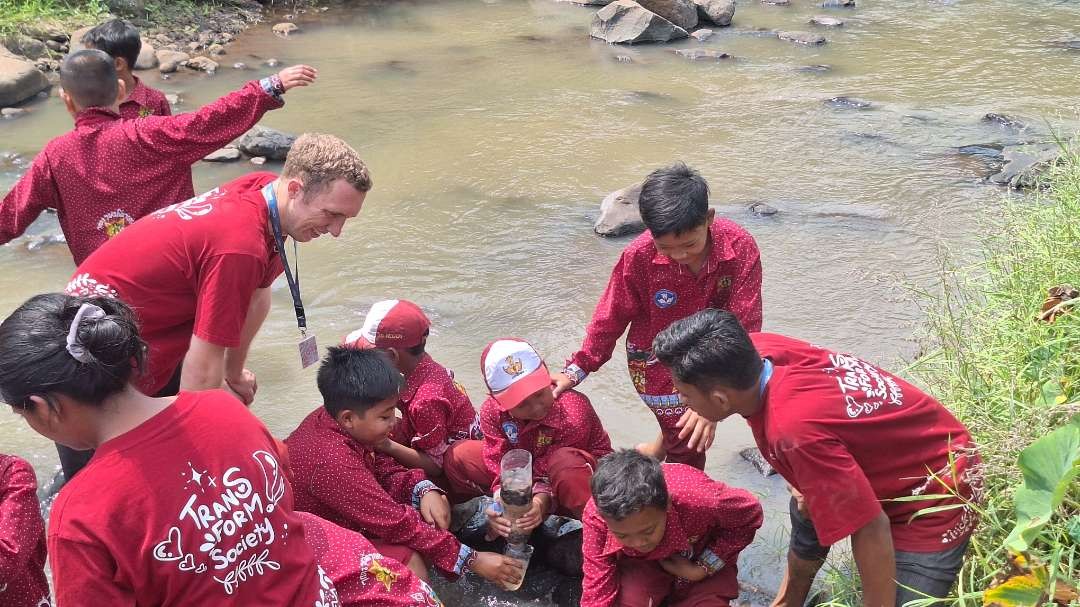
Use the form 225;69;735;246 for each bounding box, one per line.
65;303;106;364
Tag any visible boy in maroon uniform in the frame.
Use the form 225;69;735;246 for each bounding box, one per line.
0;50;314;264
581;450;762;607
477;338;613;540
81;19;171;119
553;163;762;469
0;454;50;607
343;299;486;500
286;347;522;588
654;309;983;607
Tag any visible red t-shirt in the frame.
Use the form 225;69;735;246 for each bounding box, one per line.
66;172;284;395
47;390;334;606
746;333;982;552
393;354;481;464
0;454;50;607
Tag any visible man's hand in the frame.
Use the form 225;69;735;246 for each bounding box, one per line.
676;409;716;452
514;493;552;534
224;368;257;405
659;555;708;582
419;490;451;530
469;551;525;588
277;65;318;91
551;372;575;398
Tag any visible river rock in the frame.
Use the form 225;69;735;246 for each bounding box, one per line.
590;0;690;45
204;146;242;162
233;62;249;70
672;48;733;61
208;44;226;56
250;156;267;165
264;58;282;68
983;112;1026;131
186;56;219;73
761;0;790;5
595;183;644;237
26;231;67;252
135;38;158;70
748;201;779;216
810;15;844;26
239;125;296;161
635;0;698;31
821;0;855;6
797;63;832;73
1;107;28;119
45;40;66;53
165;93;179;105
690;28;714;41
777;30;826;45
989;143;1060;189
273;22;300;37
157;50;190;74
824;95;872;109
0;56;49;107
25;23;68;43
3;35;48;60
559;0;616;5
691;0;735;27
739;447;777;477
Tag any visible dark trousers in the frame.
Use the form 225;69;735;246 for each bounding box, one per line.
56;365;182;481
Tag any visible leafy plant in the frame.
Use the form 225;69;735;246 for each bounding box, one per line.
1003;416;1080;554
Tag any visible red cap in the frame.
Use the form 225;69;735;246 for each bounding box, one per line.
481;338;551;411
343;300;430;349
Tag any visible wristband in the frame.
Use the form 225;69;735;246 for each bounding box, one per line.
411;479;442;509
563;363;587;385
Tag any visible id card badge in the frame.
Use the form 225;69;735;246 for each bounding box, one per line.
299;333;319;369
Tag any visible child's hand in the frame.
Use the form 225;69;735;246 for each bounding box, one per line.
676;409;716;452
484;500;512;539
277;65;318;91
659;555;708;582
469;551;524;588
515;493;551;534
223;368;257;406
551;372;575;397
420;490;451;530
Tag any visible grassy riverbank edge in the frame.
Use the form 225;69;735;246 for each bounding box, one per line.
906;150;1080;604
0;0;108;37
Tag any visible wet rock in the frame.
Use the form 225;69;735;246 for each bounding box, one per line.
264;58;281;68
615;54;635;63
983;112;1026;131
559;0;615;5
250;156;267;165
208;44;226;56
590;0;690;45
239;125;296;161
157;50;190;74
595;183;644;237
636;0;698;31
797;64;832;73
748;201;779;216
733;27;779;37
203;146;242;162
186;56;219;73
0;56;49;107
761;0;790;5
821;0;855;6
1;107;28;119
824;95;872;109
34;58;60;73
25;24;68;43
165;93;180;105
187;41;203;53
26;231;67;252
44;40;66;53
273;22;300;37
233;62;249;70
3;35;48;60
777;31;826;45
135;38;158;70
956;142;1004;158
740;447;777;477
690;28;715;41
810;15;844;26
691;0;735;27
672;48;733;61
989;143;1060;189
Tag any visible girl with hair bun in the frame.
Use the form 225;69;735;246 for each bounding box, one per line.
0;293;341;606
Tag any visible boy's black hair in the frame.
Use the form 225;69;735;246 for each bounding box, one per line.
652;308;762;391
590;449;669;521
0;293;146;409
60;50;120;109
81;19;142;71
317;346;403;417
638;162;711;237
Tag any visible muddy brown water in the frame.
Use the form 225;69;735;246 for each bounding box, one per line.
2;0;1079;602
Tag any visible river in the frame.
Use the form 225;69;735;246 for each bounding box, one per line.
1;0;1078;602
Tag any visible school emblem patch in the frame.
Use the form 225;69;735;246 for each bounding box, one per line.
654;289;677;309
367;558;398;592
716;276;732;290
138;106;153;118
96;210;135;239
536;432;553;448
502;421;520;444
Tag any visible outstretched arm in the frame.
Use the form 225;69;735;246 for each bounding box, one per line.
0;153;58;247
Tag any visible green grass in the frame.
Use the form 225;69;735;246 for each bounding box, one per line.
0;0;109;37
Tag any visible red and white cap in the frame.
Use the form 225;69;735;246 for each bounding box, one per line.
481;338;551;411
343;299;430;349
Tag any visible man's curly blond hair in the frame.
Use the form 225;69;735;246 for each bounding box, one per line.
282;133;372;197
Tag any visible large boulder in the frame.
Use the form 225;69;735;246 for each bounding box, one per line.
691;0;735;26
595;183;644;237
989;143;1060;189
135;38;158;70
186;56;219;73
635;0;698;31
0;56;49;107
156;50;190;74
238;125;296;161
3;35;48;60
591;0;690;45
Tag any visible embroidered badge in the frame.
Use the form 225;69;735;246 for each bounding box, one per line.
502;421;520;444
536;432;553;448
96;209;135;239
716;276;732;290
367;558;398;591
502;356;524;377
138;106;153;118
654;289;677;309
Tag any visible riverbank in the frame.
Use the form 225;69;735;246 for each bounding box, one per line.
905;150;1080;604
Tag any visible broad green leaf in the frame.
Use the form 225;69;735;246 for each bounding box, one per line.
1068;515;1080;544
1004;415;1080;552
983;574;1043;607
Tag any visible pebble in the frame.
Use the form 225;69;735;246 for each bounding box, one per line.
233;62;249;70
691;28;715;41
1;108;27;119
672;49;733;61
810;15;844;26
264;58;282;68
250;156;267;165
165;93;180;105
615;55;634;63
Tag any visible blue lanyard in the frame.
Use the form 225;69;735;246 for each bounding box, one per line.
263;183;307;334
758;358;773;398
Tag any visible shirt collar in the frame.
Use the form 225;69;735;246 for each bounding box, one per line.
649;221;732;275
74;107;121;128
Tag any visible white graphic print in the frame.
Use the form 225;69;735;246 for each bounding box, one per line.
154;187;219;221
65;273;119;298
154;450;290;596
314;565;341;607
825;353;904;418
908;444;986;544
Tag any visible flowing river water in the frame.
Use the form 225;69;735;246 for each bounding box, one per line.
2;0;1080;602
